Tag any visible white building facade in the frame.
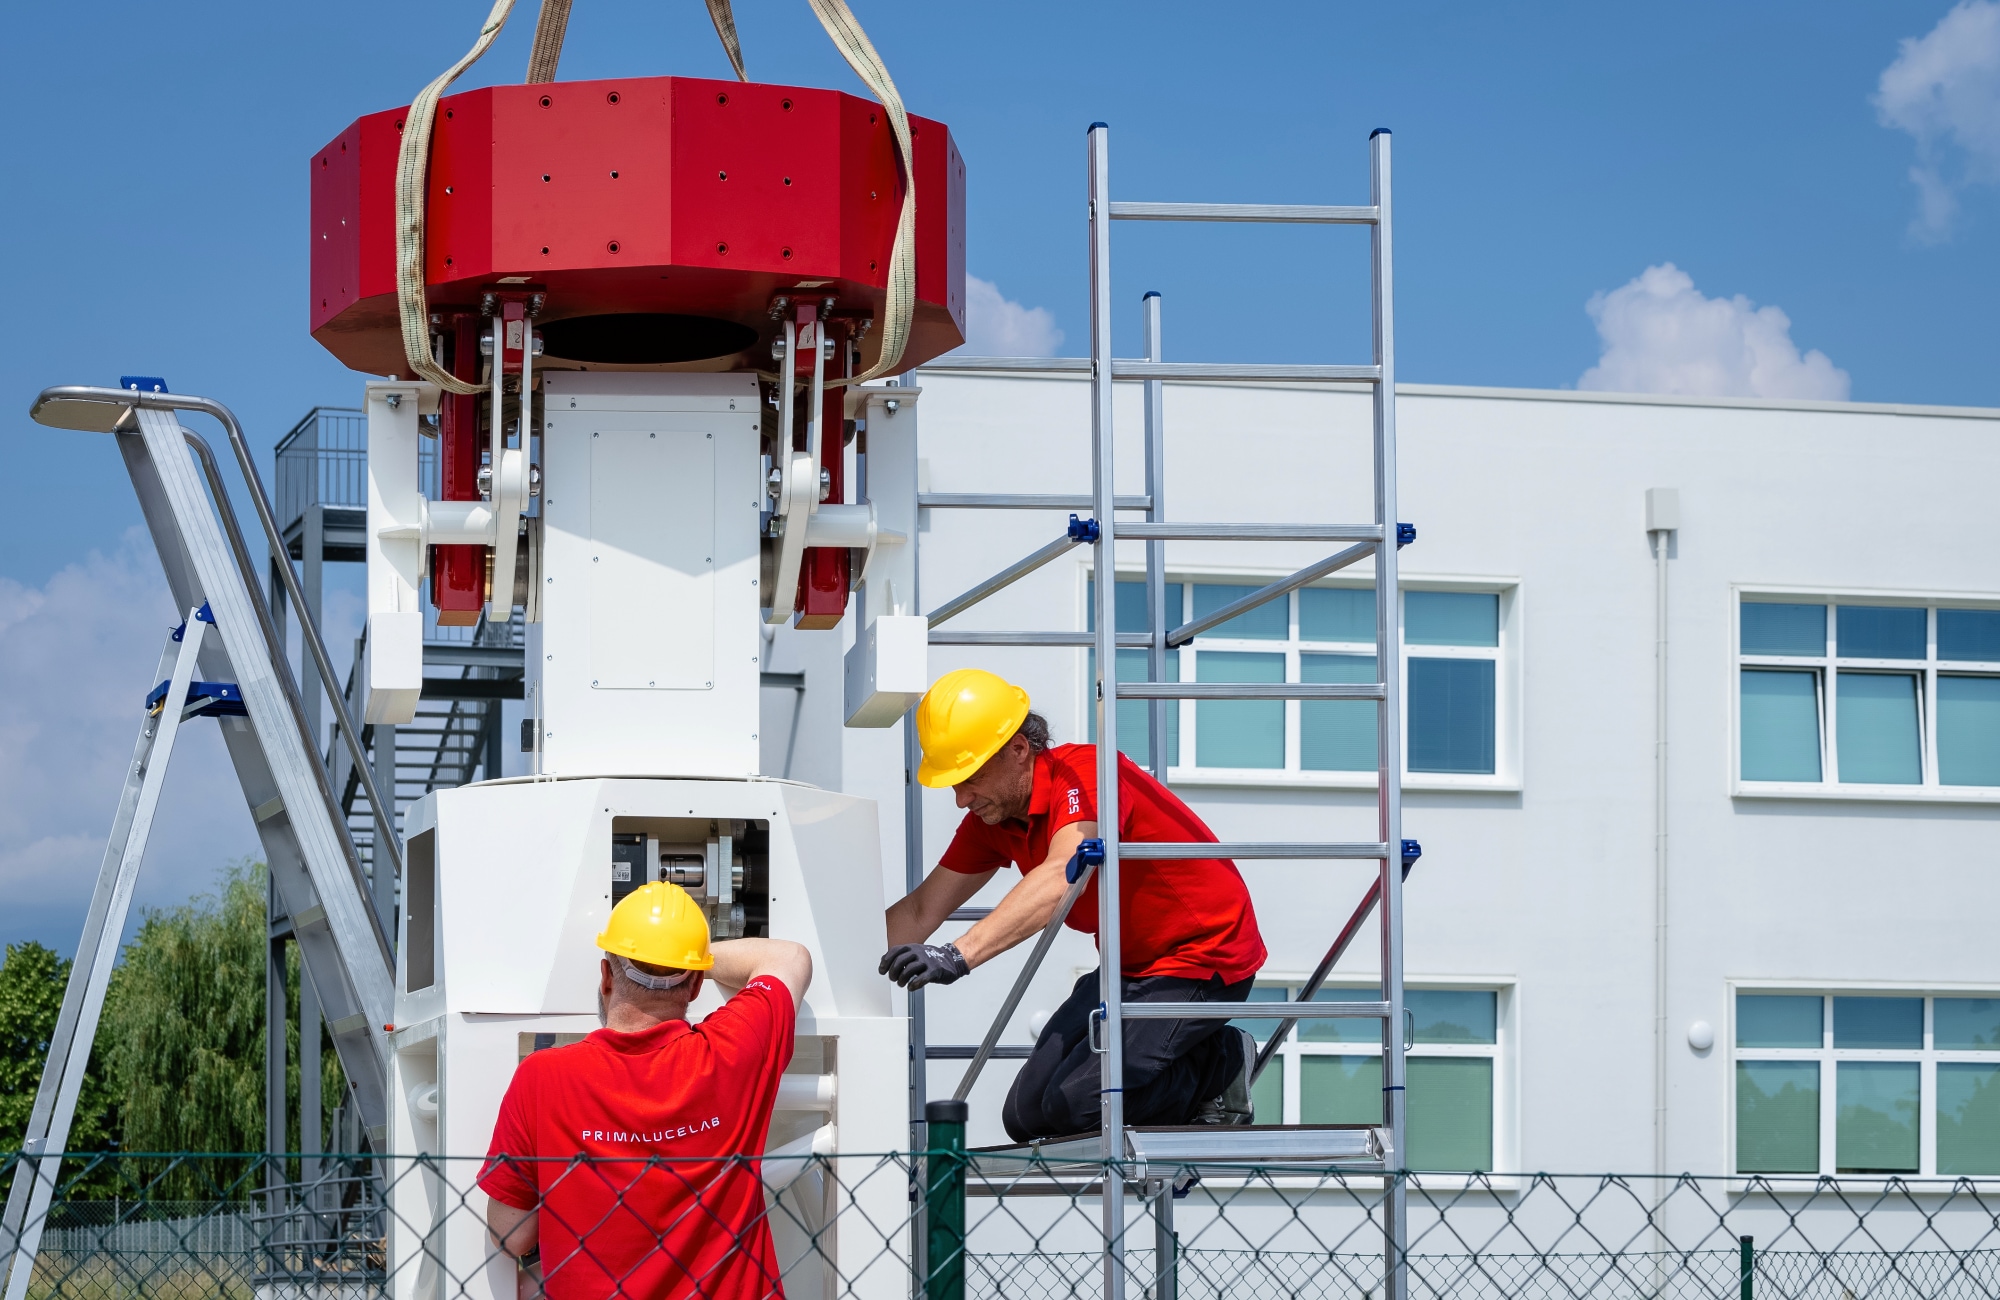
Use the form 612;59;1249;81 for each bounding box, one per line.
761;370;2000;1177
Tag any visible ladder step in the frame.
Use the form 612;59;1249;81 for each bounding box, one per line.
145;679;246;717
1122;842;1392;860
1107;201;1379;226
1109;360;1380;385
921;355;1091;373
1121;1125;1387;1167
919;493;1152;511
1118;522;1381;542
1121;1000;1392;1020
971;1125;1388;1172
949;907;994;920
930;631;1150;647
1115;682;1385;701
925;1044;1033;1060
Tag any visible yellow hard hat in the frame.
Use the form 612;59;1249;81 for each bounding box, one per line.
595;881;714;970
916;669;1031;788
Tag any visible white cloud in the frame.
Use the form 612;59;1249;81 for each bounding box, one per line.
0;531;262;947
1875;0;2000;239
956;276;1064;357
1578;263;1850;401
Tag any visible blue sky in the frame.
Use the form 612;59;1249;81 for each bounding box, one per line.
1;0;1994;952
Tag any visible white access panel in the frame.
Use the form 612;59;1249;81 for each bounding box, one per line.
537;372;764;776
587;428;715;689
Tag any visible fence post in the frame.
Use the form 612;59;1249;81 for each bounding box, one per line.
1152;1178;1178;1300
1739;1234;1754;1300
924;1100;967;1300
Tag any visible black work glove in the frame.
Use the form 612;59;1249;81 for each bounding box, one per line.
879;942;970;989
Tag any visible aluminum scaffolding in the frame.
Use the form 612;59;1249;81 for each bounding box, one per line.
906;125;1414;1300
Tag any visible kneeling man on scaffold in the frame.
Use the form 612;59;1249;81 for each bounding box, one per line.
880;669;1266;1140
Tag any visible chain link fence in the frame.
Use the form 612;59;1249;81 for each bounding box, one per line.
6;1150;2000;1299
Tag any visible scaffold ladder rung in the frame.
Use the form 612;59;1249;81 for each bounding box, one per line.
1120;1000;1393;1021
919;493;1153;511
1118;521;1382;541
1114;682;1385;700
1122;842;1392;860
1109;360;1379;384
1107;200;1378;225
931;630;1150;647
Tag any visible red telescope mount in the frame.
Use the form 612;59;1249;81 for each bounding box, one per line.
309;74;966;628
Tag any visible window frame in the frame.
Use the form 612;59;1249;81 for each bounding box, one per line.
1727;982;2000;1185
1732;586;2000;804
1083;565;1523;792
1250;977;1518;1176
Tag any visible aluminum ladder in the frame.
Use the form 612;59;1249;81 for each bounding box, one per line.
0;383;401;1300
910;125;1413;1300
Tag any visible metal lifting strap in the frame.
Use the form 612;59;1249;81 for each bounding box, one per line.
395;0;916;389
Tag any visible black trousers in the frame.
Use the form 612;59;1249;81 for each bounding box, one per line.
1001;969;1252;1143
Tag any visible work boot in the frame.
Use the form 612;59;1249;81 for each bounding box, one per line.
1191;1028;1257;1126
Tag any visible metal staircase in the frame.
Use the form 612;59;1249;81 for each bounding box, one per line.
330;612;523;881
908;125;1415;1300
273;408;525;883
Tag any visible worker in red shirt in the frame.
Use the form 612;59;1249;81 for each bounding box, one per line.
481;880;812;1299
881;668;1265;1141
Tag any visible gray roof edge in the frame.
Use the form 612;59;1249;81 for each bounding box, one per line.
914;364;2000;421
1397;382;2000;420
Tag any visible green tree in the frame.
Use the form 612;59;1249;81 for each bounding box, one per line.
0;941;118;1155
4;861;352;1198
97;861;269;1158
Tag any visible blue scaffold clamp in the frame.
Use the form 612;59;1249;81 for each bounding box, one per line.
171;602;215;642
146;680;247;718
1067;514;1101;544
1067;837;1107;883
1400;838;1422;878
119;376;169;394
1396;522;1417;548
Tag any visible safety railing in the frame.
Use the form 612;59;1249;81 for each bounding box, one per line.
8;1151;2000;1300
273;406;367;529
273;404;447;535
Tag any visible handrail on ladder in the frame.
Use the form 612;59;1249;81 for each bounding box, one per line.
32;386;405;894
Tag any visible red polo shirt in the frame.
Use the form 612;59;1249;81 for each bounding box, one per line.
937;743;1266;982
479;977;796;1300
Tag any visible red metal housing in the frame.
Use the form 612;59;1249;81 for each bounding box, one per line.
310;75;966;375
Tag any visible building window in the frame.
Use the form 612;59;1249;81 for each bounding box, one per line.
1235;985;1504;1172
1737;599;2000;795
1406;592;1499;774
1089;579;1514;785
1733;991;2000;1176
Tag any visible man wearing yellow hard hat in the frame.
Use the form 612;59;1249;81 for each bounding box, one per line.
480;882;812;1296
883;668;1267;1139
